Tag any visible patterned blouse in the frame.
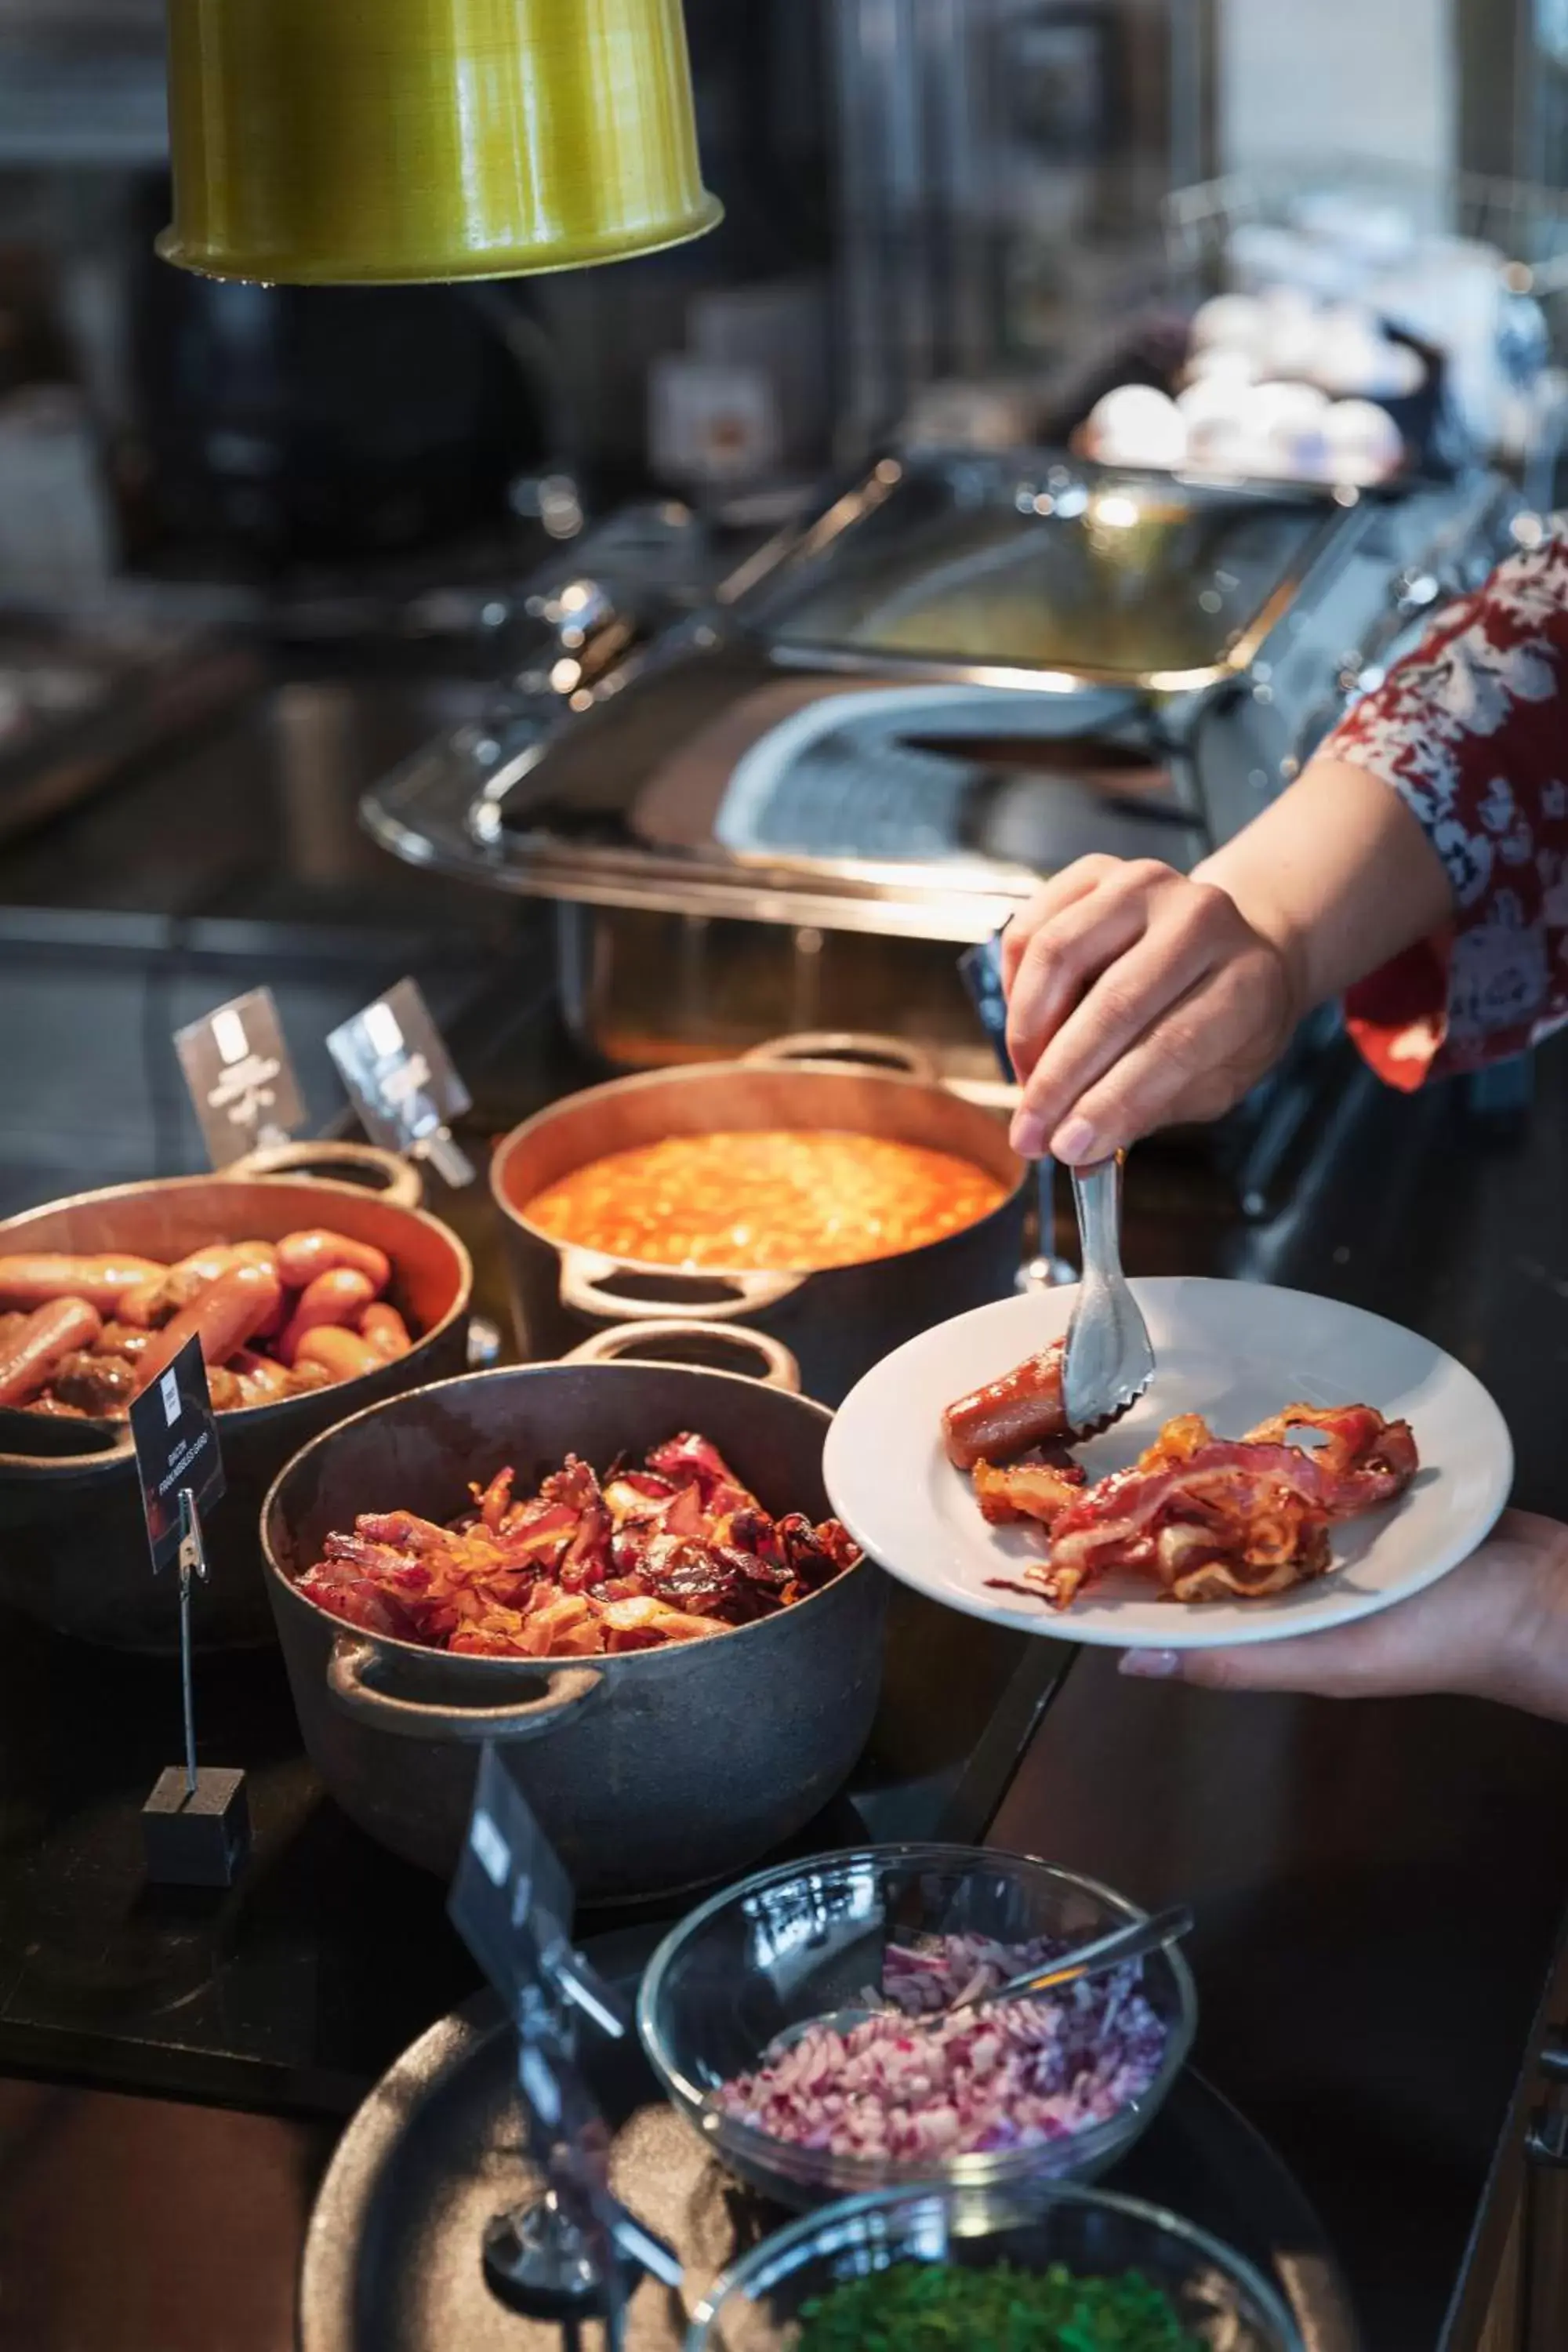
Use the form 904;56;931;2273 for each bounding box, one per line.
1327;531;1568;1089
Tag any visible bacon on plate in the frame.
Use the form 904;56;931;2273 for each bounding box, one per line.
951;1347;1419;1612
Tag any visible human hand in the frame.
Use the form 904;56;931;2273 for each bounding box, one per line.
1118;1511;1568;1720
1000;855;1301;1163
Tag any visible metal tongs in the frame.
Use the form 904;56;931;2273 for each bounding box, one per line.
1062;1153;1153;1436
765;1902;1193;2054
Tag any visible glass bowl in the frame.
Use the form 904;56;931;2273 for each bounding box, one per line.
684;2180;1303;2351
638;1842;1196;2211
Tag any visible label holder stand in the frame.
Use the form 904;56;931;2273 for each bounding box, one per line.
130;1336;249;1888
449;1746;681;2348
140;1487;251;1886
327;977;477;1191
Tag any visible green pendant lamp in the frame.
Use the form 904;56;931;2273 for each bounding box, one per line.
158;0;722;285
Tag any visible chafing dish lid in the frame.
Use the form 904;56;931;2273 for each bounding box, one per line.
748;456;1337;688
485;649;1202;899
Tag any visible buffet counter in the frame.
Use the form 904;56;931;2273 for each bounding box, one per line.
2;656;1568;2352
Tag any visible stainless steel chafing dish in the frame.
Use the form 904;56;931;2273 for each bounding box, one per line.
363;450;1520;1086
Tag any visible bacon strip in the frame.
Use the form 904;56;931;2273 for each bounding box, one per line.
296;1433;859;1658
959;1365;1418;1613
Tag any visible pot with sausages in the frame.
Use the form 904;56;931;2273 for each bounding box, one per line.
491;1036;1028;1406
0;1175;471;1652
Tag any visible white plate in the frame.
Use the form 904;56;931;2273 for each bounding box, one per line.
824;1277;1513;1650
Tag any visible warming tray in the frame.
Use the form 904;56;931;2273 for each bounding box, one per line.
299;1980;1359;2352
361;449;1508;945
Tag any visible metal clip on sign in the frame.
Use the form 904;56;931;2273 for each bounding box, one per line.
449;1746;680;2346
327;978;477;1189
130;1341;250;1886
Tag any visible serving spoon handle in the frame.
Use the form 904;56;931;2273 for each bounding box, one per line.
761;1902;1193;2059
948;1901;1194;2016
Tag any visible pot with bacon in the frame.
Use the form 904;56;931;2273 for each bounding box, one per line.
491;1034;1028;1407
0;1174;471;1651
260;1325;887;1899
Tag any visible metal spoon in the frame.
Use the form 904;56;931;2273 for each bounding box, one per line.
761;1903;1192;2057
1061;1152;1153;1435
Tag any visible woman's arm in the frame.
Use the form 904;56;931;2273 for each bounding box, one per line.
1005;528;1568;1162
1004;763;1450;1160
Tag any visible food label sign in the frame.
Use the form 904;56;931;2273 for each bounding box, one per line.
129;1335;227;1573
328;978;475;1187
449;1741;578;2008
175;988;307;1167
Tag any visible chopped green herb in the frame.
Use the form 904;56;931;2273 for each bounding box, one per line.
795;2260;1204;2351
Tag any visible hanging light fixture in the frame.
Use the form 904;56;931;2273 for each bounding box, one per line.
158;0;722;285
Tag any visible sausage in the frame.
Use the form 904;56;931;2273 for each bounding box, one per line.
50;1349;139;1416
276;1229;390;1294
96;1320;154;1361
230;1349;294;1406
119;1240;281;1329
0;1297;104;1406
129;1261;284;1400
942;1341;1070;1470
359;1302;412;1362
277;1268;378;1364
0;1253;168;1315
292;1325;385;1385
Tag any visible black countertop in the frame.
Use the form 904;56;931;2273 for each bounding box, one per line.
2;652;1568;2350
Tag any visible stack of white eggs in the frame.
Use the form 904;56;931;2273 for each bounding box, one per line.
1084;289;1419;487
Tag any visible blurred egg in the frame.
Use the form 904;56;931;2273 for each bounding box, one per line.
1182;343;1259;387
1323;399;1404;484
1251;380;1331;433
1191;293;1266;353
1258;291;1323;383
1083;383;1189;470
1176;376;1258;470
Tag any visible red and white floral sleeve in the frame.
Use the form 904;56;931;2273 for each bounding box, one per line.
1326;531;1568;1089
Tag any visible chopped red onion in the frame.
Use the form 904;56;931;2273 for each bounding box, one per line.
713;1931;1169;2164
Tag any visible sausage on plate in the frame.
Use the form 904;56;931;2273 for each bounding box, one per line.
942;1340;1070;1469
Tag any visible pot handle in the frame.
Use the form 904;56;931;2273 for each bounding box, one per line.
564;1319;802;1392
224;1139;423;1210
558;1248;804;1325
0;1405;138;1470
740;1030;938;1083
325;1639;605;1744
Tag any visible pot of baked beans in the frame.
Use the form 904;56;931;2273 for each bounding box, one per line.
489;1034;1026;1405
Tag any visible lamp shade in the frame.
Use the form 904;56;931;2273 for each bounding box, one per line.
158;0;722;285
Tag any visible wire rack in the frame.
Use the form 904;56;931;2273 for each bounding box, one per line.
1160;154;1568;500
1162;154;1568;304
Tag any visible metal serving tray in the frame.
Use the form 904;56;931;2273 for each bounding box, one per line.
361;451;1511;947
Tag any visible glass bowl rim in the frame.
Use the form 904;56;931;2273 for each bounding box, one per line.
684;2176;1305;2349
637;1840;1200;2191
